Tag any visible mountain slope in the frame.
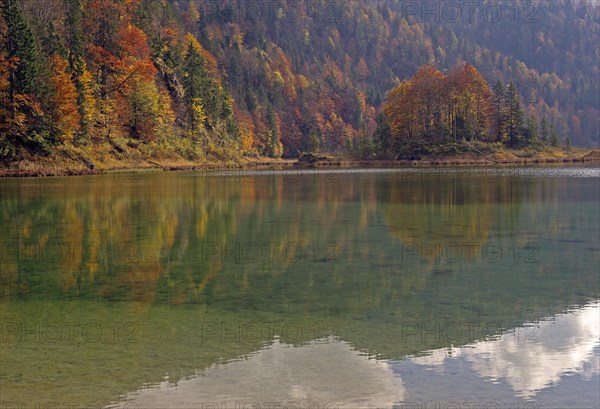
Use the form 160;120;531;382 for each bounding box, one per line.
1;0;598;165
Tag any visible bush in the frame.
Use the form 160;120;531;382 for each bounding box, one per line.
24;131;54;156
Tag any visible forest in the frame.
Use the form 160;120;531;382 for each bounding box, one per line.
1;0;598;165
380;64;564;159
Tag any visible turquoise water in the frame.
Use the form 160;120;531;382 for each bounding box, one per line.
1;166;598;408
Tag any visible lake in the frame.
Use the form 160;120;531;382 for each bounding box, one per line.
1;166;599;408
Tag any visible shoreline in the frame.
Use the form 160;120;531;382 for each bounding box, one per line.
1;149;599;178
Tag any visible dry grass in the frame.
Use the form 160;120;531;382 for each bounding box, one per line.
1;145;598;178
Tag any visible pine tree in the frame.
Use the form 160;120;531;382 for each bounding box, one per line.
540;116;550;143
66;0;84;72
183;33;239;141
2;0;53;155
2;0;40;95
308;127;321;154
505;82;524;148
373;112;391;153
183;36;210;131
492;80;506;142
182;34;226;129
266;107;282;158
523;115;539;147
41;22;66;59
218;85;239;138
66;0;92;142
550;123;560;147
0;53;17;161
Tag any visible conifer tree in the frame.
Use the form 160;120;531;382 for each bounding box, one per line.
2;0;40;96
67;0;94;142
540;116;550;144
524;115;539;146
66;0;84;72
505;82;524;148
373;112;391;153
183;35;210;131
492;80;506;142
550;123;560;147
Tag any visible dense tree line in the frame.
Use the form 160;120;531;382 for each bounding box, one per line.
0;0;239;164
379;63;562;156
0;0;597;164
192;0;597;156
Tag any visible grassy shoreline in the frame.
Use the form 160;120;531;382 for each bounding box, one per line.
1;146;599;178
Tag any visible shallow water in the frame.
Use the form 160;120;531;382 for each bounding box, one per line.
1;165;598;408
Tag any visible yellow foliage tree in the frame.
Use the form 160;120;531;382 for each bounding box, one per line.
48;55;80;143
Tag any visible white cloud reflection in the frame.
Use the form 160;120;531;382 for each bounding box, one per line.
115;338;404;408
111;302;599;407
411;301;600;398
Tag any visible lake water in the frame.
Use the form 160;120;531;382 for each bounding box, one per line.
1;166;599;409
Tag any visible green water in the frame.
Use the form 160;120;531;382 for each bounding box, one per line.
1;166;598;408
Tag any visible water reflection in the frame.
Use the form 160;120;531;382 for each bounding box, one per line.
112;302;599;408
113;338;404;408
0;166;598;407
404;301;600;404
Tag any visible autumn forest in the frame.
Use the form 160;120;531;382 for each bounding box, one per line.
1;0;599;166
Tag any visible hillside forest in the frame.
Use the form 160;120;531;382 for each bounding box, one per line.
1;0;598;164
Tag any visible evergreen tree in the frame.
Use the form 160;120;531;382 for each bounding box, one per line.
182;35;227;128
66;0;84;72
2;0;40;95
66;0;91;142
266;107;282;158
373;112;391;154
2;0;54;155
218;84;237;137
550;123;560;147
183;37;211;131
523;115;539;146
41;22;66;59
540;116;550;144
307;127;321;153
505;82;524;148
183;34;239;140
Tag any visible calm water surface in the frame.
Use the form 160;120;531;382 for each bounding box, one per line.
1;166;598;408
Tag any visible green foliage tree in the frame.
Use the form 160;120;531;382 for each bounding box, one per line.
540;117;550;144
2;0;54;155
550;124;560;147
66;0;91;142
505;82;524;148
2;0;40;95
307;127;321;154
126;79;161;141
266;107;282;158
492;80;506;142
373;112;391;154
66;0;84;70
183;37;211;131
523;115;539;147
41;22;66;59
183;35;236;133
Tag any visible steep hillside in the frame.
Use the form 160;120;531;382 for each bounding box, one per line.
192;0;598;153
1;0;598;166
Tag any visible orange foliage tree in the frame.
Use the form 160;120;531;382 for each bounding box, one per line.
48;55;80;143
384;64;494;148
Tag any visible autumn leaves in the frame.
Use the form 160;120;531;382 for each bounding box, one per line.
383;64;494;148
